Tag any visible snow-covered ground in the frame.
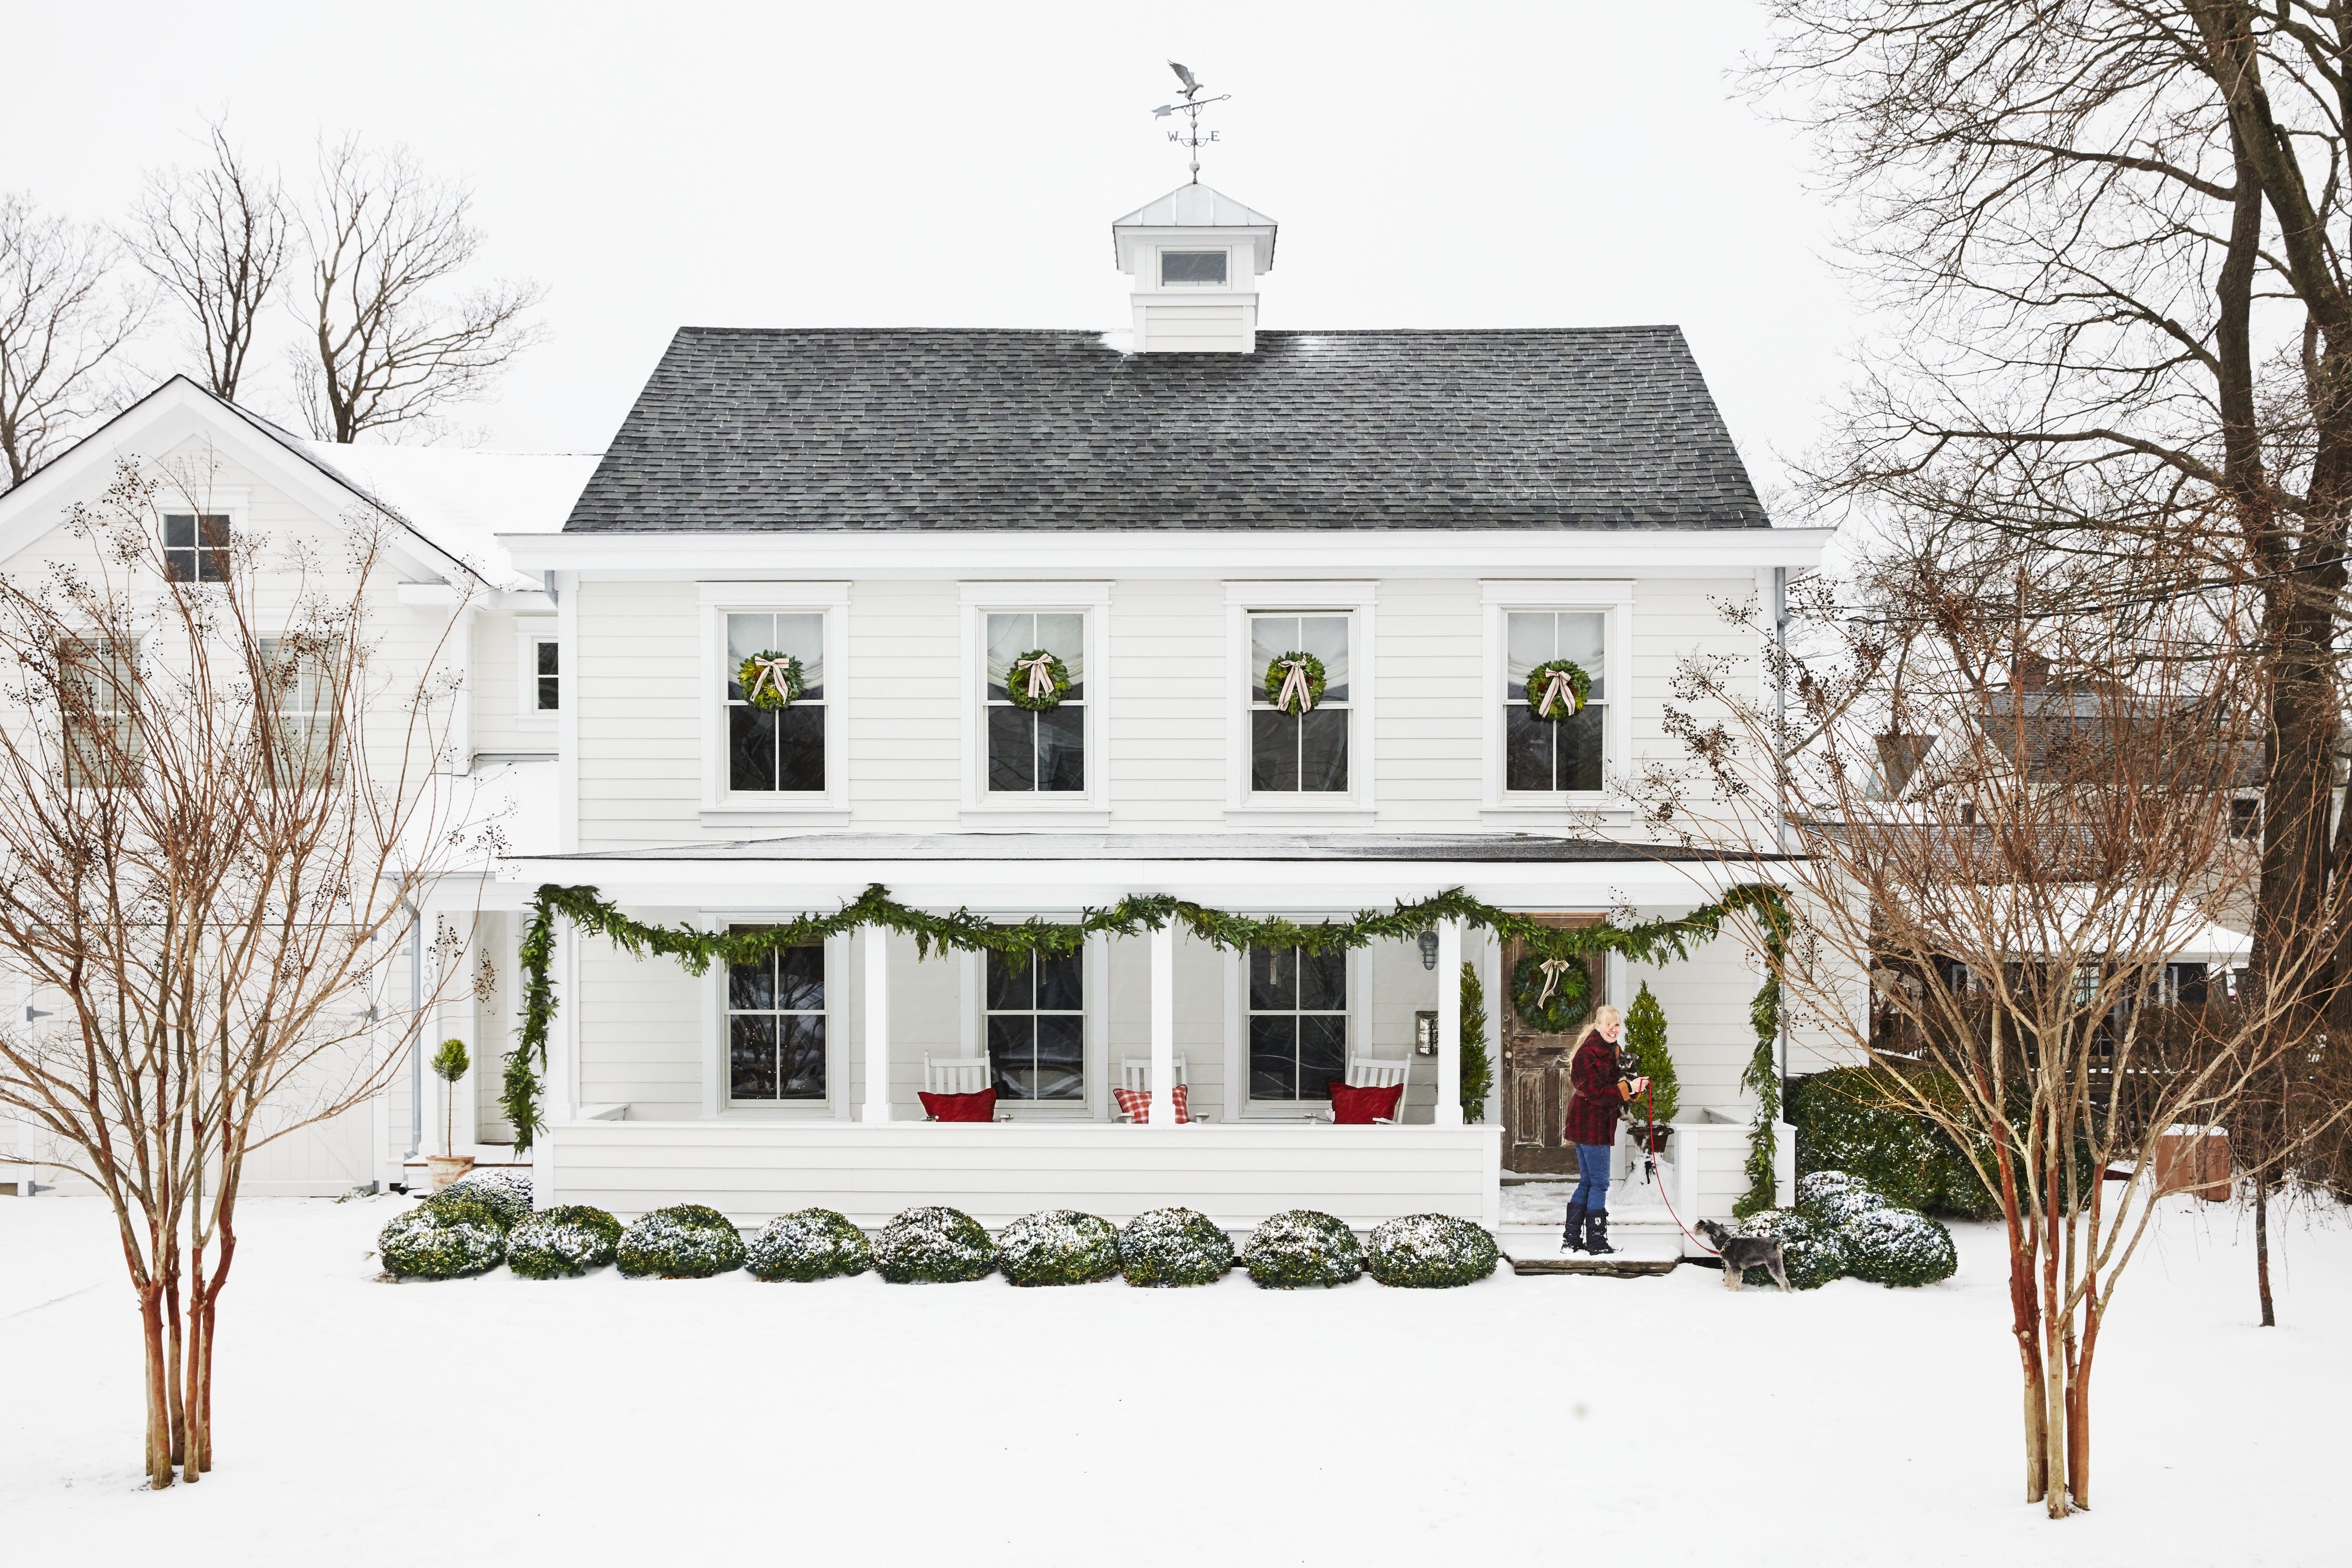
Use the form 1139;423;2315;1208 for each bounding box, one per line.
2;1192;2340;1567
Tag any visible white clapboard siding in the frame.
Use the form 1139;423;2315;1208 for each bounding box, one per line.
541;1119;1502;1229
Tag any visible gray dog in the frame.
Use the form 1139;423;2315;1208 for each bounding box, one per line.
1696;1220;1792;1293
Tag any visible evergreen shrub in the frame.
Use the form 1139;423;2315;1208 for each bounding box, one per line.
1841;1206;1959;1287
1619;981;1679;1128
414;1189;515;1233
1365;1213;1499;1289
1117;1207;1235;1288
997;1210;1121;1286
617;1204;746;1278
1242;1209;1364;1289
874;1206;998;1283
1728;1208;1849;1290
1795;1170;1891;1229
747;1208;874;1282
506;1204;622;1279
377;1204;506;1279
441;1168;534;1228
1787;1067;1998;1218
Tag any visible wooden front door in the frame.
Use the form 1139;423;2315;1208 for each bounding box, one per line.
1500;916;1606;1175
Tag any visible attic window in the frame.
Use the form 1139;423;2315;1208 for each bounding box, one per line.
163;513;231;583
1160;250;1228;286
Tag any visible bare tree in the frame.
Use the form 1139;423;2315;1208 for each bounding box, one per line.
0;195;145;487
1638;514;2346;1520
123;119;290;402
294;137;546;443
0;459;490;1486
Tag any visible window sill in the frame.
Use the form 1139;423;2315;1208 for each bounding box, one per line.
701;806;851;828
960;805;1112;829
1224;804;1376;828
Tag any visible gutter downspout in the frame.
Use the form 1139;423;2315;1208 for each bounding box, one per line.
401;903;423;1163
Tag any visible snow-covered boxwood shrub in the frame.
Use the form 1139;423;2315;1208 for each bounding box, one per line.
1840;1206;1959;1288
1117;1207;1235;1288
441;1168;534;1228
1788;1067;1998;1219
1242;1209;1364;1289
1365;1214;1499;1289
413;1188;515;1233
997;1210;1121;1287
746;1208;873;1282
377;1204;506;1279
1728;1208;1848;1291
873;1206;997;1283
616;1204;746;1279
1796;1170;1891;1230
506;1205;622;1279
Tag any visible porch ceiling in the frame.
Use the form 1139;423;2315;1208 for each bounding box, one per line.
523;830;1781;864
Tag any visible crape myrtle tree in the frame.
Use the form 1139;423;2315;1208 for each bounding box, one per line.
0;459;488;1487
1634;517;2346;1521
1750;0;2352;1329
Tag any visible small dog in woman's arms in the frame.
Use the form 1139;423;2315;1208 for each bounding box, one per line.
1696;1220;1792;1293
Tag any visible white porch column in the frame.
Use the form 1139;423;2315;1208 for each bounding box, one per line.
1148;922;1176;1126
1434;919;1464;1125
861;929;892;1123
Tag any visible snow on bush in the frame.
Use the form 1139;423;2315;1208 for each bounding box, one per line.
413;1189;515;1233
1728;1208;1849;1291
1242;1209;1364;1289
442;1168;534;1228
617;1204;747;1279
506;1205;623;1279
1840;1206;1959;1288
1117;1207;1235;1288
873;1206;998;1284
1796;1170;1891;1229
377;1204;506;1280
746;1209;873;1282
1365;1214;1498;1289
996;1210;1121;1287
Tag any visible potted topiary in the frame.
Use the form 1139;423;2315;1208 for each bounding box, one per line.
426;1038;473;1191
1620;982;1679;1160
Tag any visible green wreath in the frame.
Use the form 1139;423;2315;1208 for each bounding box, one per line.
735;650;805;712
1512;952;1594;1034
1004;649;1072;712
1264;651;1328;716
1524;658;1592;722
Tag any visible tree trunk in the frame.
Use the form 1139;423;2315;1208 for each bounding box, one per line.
2254;1170;2276;1327
138;1284;174;1490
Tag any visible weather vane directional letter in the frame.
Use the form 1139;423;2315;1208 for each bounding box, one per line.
1151;60;1232;184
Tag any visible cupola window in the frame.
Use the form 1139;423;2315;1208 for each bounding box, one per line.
1159;249;1228;286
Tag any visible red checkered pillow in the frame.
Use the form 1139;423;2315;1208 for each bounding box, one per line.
1328;1081;1404;1124
1113;1084;1190;1124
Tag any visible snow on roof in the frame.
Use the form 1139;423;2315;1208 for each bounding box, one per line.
297;441;600;589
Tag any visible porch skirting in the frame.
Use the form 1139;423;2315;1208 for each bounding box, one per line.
534;1119;1504;1231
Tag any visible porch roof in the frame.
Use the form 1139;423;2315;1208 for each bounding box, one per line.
523;831;1788;865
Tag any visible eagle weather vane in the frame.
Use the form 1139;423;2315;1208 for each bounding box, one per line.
1153;61;1232;184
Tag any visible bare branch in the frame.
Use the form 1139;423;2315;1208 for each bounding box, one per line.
122;118;290;402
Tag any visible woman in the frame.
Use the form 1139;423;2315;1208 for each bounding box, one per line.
1562;1004;1647;1255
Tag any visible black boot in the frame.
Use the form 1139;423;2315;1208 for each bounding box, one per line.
1560;1202;1588;1253
1584;1210;1617;1255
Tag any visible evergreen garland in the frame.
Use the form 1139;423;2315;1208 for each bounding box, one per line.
1735;970;1785;1218
498;879;1790;1152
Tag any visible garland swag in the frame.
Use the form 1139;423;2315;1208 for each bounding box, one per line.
500;880;1790;1156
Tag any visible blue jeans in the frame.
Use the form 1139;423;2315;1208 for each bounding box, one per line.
1567;1141;1612;1214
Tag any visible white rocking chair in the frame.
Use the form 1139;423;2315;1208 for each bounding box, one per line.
1317;1055;1412;1124
921;1053;1007;1120
1116;1055;1205;1123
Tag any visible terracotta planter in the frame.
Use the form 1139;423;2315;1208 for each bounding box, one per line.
426;1154;476;1192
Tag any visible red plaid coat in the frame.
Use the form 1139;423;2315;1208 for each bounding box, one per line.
1563;1032;1627;1147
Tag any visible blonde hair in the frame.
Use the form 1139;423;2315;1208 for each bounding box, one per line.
1591;1005;1624;1032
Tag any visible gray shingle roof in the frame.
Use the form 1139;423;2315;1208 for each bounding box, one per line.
564;326;1767;532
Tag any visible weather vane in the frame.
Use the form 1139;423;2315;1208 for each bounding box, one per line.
1153;61;1232;185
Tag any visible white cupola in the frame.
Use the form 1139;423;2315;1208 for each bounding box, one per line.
1112;183;1278;354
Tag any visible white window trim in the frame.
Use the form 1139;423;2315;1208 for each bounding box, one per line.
1224;581;1377;824
957;932;1107;1119
516;621;558;731
1229;941;1363;1120
958;581;1112;825
1480;580;1634;822
697;582;850;821
700;914;849;1120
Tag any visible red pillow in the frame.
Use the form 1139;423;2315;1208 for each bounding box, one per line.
1328;1082;1404;1124
919;1088;997;1122
1113;1084;1191;1123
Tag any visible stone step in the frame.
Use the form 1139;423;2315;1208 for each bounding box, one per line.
1494;1223;1684;1278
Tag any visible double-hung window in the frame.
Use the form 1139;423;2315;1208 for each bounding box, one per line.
62;636;139;787
985;612;1084;793
724;611;826;793
258;637;340;785
1248;944;1347;1103
1249;613;1350;793
531;636;559;714
1504;610;1609;792
985;947;1084;1101
727;932;826;1101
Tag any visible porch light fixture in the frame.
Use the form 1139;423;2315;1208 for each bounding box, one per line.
1417;929;1439;970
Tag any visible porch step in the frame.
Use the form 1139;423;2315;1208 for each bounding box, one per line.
1494;1222;1683;1278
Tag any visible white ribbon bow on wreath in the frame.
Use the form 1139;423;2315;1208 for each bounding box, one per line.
1535;957;1573;1008
1275;657;1318;714
1013;653;1060;701
744;655;796;706
1535;667;1580;720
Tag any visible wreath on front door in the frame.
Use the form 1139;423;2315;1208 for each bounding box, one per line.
1265;651;1328;715
736;650;806;711
1511;952;1594;1034
1005;649;1071;711
1524;658;1592;722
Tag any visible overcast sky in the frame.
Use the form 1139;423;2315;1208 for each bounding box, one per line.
4;0;1863;509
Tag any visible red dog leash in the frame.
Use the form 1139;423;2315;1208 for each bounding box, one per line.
1639;1080;1721;1258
